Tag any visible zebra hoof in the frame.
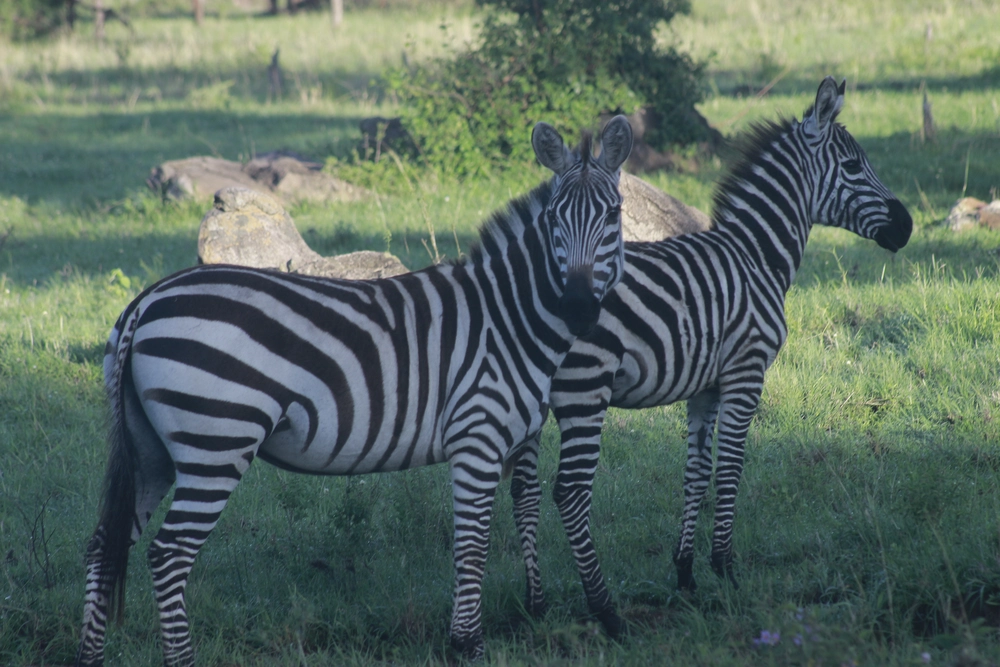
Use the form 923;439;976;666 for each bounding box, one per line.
710;552;739;589
451;632;485;661
74;649;104;667
674;552;697;592
525;596;548;620
596;606;627;640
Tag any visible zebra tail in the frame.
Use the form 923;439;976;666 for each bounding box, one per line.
95;314;140;625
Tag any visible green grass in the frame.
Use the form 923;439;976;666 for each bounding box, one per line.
1;0;1000;665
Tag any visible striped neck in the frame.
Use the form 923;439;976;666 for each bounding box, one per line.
460;180;573;348
711;121;815;294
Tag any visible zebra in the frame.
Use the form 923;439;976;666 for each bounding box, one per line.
75;116;633;666
507;77;913;632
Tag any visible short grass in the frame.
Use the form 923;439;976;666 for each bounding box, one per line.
1;1;1000;665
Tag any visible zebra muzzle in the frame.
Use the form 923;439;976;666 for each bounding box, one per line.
872;199;913;252
558;270;601;337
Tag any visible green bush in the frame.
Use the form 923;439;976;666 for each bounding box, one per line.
0;0;66;39
384;0;705;177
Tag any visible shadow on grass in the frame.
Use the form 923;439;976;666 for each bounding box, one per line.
0;222;484;288
14;60;382;108
709;67;1000;98
0;108;364;205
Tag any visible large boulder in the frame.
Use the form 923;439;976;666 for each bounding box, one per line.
149;151;368;205
198;187;407;280
148;156;261;202
619;172;711;242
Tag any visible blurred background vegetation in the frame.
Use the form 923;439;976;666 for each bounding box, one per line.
1;0;1000;665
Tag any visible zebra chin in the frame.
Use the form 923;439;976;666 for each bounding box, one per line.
872;199;913;252
558;272;601;337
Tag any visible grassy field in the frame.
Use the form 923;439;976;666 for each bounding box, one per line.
1;0;1000;665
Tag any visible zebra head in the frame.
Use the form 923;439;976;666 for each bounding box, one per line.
532;115;632;336
799;76;912;252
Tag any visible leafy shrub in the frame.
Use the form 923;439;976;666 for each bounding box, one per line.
0;0;66;39
383;0;706;177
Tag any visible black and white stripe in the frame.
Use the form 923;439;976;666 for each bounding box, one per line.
508;78;913;630
75;117;633;666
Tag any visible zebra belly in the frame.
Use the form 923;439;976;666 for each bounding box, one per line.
256;413;447;475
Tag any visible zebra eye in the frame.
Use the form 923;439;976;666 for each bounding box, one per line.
605;207;621;225
843;158;863;175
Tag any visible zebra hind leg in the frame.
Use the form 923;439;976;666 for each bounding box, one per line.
77;393;177;667
673;388;720;592
508;437;547;618
148;461;250;667
707;381;761;591
77;526;117;667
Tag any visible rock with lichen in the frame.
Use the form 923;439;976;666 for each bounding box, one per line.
198;187;407;280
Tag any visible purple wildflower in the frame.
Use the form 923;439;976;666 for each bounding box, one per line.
752;630;780;646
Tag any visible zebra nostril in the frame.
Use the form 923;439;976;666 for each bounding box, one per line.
873;199;913;252
558;272;600;337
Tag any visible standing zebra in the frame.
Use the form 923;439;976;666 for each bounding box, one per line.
75;117;633;666
508;78;913;631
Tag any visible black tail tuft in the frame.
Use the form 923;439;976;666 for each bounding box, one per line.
95;356;138;625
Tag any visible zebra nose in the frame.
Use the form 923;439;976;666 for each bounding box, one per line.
558;271;601;337
873;199;913;252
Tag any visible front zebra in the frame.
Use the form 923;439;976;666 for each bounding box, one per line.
509;77;913;629
75;116;632;666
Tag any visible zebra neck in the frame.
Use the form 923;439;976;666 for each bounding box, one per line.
712;138;813;294
713;204;809;294
460;180;575;365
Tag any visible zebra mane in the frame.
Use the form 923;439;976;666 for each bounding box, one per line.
578;131;593;167
712;114;850;225
711;116;794;225
460;180;553;267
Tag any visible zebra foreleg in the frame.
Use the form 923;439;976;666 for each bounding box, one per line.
508;439;547;618
673;388;720;592
707;380;761;589
448;451;503;660
551;418;623;639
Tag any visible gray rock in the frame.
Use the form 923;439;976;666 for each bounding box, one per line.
619;172;711;242
149;152;368;205
198;187;407;280
149;156;262;201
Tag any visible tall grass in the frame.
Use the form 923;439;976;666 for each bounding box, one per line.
1;0;999;664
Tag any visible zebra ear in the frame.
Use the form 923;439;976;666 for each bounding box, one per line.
532;122;574;175
598;115;633;173
806;76;845;134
